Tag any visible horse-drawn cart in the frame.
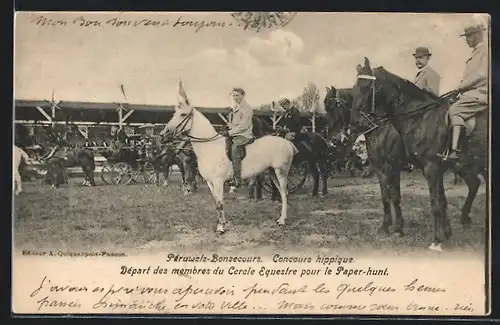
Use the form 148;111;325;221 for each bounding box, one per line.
99;134;156;185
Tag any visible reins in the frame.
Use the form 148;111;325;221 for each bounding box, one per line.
171;110;223;143
352;73;457;137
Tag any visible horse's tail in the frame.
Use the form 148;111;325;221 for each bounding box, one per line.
287;140;299;156
20;148;30;162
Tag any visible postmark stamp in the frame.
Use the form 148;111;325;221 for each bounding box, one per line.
230;12;298;32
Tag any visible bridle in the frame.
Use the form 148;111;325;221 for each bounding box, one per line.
169;109;223;143
327;82;380;139
353;72;457;136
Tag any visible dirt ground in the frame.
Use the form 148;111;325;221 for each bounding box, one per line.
12;170;487;256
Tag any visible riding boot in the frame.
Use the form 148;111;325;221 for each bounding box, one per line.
232;149;242;188
437;125;462;161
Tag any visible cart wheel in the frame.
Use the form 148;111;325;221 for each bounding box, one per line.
100;163;114;184
137;162;156;184
111;162;134;185
261;160;308;194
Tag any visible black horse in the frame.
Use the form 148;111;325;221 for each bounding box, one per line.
350;58;487;250
278;105;330;197
324;84;407;237
145;136;198;194
31;127;96;188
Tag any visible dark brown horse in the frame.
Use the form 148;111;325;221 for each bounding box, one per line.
325;85;408;237
351;58;488;251
145;136;198;194
43;147;96;188
32;127;96;188
278;105;330;197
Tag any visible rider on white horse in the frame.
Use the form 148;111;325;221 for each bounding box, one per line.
221;88;254;188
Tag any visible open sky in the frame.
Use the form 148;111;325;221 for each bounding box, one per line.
14;12;489;108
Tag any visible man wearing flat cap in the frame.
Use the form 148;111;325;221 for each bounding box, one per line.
223;88;254;188
437;23;489;161
413;47;441;96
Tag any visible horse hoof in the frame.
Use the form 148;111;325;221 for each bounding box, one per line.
461;217;472;230
429;242;443;252
444;226;453;240
276;219;285;226
376;225;390;237
392;231;404;238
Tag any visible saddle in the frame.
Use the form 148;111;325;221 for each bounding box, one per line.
224;136;254;162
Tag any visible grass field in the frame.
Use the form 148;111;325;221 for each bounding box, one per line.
13;170;487;256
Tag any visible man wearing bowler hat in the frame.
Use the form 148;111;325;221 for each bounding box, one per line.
437;22;488;161
413;47;441;96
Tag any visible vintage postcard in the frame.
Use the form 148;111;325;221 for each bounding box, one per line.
12;11;491;316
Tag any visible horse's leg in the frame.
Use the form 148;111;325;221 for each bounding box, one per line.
81;161;94;186
87;158;96;186
273;167;289;225
310;160;319;197
458;168;481;229
423;163;449;251
269;170;280;202
207;179;226;234
179;163;186;186
248;177;256;199
318;158;329;197
155;164;162;186
253;174;266;200
388;170;404;237
14;171;22;195
374;169;392;236
438;178;451;239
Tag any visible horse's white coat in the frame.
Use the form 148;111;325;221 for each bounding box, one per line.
166;102;298;233
13;145;30;195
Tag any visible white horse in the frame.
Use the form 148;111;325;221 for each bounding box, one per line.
164;98;299;234
13;145;30;195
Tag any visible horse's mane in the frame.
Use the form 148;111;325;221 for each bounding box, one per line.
373;67;439;101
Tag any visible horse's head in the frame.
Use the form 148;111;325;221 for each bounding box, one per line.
324;86;353;136
279;105;301;132
351;57;437;133
165;97;194;137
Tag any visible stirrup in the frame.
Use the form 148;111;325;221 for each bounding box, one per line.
436;148;450;160
437;149;460;161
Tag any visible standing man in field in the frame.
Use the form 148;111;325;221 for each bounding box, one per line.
413;46;441;96
437;23;488;161
221;88;254;188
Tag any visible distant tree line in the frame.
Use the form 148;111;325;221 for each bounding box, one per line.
258;82;325;115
